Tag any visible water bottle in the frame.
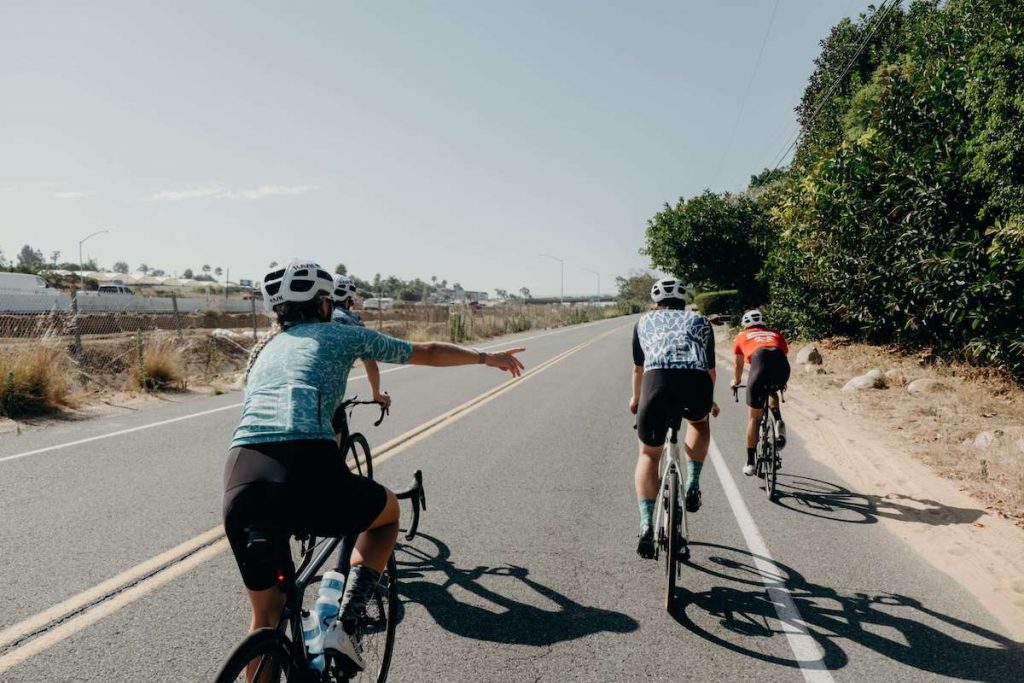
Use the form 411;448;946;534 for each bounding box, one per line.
315;570;345;633
300;610;325;673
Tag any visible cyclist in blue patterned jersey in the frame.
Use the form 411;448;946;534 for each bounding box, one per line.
330;274;390;442
223;259;525;671
629;277;719;559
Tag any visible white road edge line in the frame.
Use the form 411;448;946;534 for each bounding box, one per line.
0;317;626;466
709;437;835;682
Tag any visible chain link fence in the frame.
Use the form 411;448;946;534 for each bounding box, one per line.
0;292;268;349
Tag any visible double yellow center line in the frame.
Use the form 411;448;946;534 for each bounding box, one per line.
0;324;623;674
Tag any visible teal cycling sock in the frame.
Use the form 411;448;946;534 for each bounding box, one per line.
686;460;704;493
638;498;656;528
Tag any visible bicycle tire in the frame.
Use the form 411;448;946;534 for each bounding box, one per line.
214;627;301;683
764;419;777;500
346;432;374;480
664;469;679;612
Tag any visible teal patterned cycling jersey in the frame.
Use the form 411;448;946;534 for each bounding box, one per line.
332;308;365;327
632;308;715;372
230;322;412;447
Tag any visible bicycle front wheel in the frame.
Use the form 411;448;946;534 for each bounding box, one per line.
664;471;679;613
214;627;299;683
346;432;374;480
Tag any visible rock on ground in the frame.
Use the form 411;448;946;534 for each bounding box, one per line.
843;373;887;391
796;344;823;365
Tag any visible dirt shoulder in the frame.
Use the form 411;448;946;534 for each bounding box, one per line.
716;329;1024;640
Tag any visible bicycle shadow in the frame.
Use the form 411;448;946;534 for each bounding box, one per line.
769;473;985;526
674;542;1024;681
393;533;638;645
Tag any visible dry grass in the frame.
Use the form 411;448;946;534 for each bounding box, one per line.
0;342;73;416
787;338;1024;524
135;334;187;391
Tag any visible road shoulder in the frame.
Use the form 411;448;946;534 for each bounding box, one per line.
716;330;1024;641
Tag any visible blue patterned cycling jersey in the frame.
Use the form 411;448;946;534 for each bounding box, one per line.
632;308;715;371
231;322;412;447
332;308;365;327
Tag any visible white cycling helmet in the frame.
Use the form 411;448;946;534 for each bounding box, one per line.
650;278;687;303
741;309;765;328
260;259;334;313
331;274;358;304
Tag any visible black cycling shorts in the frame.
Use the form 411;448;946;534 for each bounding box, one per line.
746;347;791;408
222;439;387;591
636;369;714;447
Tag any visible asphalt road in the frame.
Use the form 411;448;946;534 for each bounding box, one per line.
1;316;1022;682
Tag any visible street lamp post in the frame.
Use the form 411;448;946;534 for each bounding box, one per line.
78;229;109;290
581;268;600;300
540;254;564;304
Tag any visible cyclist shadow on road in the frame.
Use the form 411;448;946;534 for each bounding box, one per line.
393;532;638;645
672;542;1024;682
770;473;985;527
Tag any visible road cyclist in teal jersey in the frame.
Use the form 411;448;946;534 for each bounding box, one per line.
330;274;390;445
629;278;719;559
223;259;525;673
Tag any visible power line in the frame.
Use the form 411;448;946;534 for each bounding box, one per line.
711;0;781;188
766;0;900;172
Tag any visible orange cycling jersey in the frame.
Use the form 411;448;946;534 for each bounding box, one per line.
733;327;789;363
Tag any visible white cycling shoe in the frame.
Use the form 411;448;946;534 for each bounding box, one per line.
322;620;365;671
742;463;756;477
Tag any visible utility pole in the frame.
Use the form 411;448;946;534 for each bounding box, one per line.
581;268;600;300
540;254;564;304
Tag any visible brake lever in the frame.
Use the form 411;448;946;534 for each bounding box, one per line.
373;403;389;427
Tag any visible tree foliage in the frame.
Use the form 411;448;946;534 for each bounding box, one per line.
643;0;1024;377
642;191;769;299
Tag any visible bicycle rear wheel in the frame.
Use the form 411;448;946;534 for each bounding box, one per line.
664;469;679;612
764;419;777;500
346;433;374;480
214;627;300;683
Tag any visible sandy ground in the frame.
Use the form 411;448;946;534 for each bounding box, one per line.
717;328;1024;640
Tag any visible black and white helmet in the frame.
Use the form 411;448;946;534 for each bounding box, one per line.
260;259;334;313
741;309;765;328
650;278;687;303
331;274;358;304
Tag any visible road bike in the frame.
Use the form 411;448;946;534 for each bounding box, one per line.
214;399;427;683
732;383;785;500
641;423;690;612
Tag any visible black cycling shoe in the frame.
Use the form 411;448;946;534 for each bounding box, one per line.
685;488;702;513
636;525;655;559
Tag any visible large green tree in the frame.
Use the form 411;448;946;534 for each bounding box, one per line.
642;191;769;298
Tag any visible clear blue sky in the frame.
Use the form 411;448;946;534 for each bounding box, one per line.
1;0;869;296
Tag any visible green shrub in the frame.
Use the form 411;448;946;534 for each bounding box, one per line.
503;312;534;334
617;300;647;315
447;306;471;343
694;290;741;316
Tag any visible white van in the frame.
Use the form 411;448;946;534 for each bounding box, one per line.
0;272;52;293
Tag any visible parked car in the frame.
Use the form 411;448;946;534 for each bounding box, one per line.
0;272;52;293
97;285;135;295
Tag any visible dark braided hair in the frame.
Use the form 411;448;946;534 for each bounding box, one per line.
245;294;330;377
